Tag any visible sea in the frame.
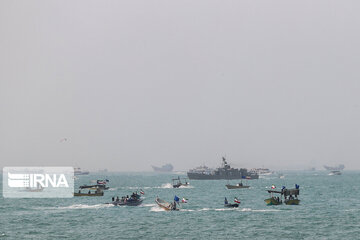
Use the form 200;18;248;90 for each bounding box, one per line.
0;171;359;239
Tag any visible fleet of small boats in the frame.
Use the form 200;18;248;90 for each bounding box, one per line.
71;164;311;210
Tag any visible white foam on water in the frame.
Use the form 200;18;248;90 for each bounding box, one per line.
127;186;143;189
344;209;360;212
215;208;233;211
57;204;113;210
159;183;173;189
150;206;166;212
198;208;210;211
240;208;252;212
142;204;156;207
108;188;117;191
251;209;281;212
178;185;194;189
180;209;195;212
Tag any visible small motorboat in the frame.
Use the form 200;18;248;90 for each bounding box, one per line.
114;192;142;205
74;187;104;196
264;196;282;205
283;186;300;205
155;197;179;211
112;197;143;206
328;170;341;176
172;177;190;188
224;197;239;208
80;184;109;190
226;181;249;189
74;190;104;197
264;189;283;205
224;203;239;208
25;184;43;192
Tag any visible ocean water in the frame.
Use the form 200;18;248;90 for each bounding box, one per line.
0;171;359;239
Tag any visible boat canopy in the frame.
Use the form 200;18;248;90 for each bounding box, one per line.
267;190;283;194
283;189;299;196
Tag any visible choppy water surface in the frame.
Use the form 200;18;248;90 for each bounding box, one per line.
0;171;359;239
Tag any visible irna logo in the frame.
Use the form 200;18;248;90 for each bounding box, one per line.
8;173;69;188
3;167;74;198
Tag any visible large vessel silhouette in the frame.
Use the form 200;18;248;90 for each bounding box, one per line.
323;164;345;171
152;164;174;172
187;157;258;180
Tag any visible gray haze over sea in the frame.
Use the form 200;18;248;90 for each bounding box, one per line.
1;171;359;239
1;1;360;238
1;1;360;171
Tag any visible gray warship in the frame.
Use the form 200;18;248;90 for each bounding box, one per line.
187;157;259;180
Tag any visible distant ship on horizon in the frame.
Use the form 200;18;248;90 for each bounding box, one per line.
74;167;90;175
323;164;345;171
152;164;174;172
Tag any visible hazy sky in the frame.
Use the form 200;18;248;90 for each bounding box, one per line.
1;0;360;171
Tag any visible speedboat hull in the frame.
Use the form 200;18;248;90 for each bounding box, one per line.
74;192;104;197
285;199;300;205
155;198;179;211
264;198;282;205
224;203;239;208
112;199;143;206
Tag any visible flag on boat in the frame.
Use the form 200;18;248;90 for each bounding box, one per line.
182;197;188;203
174;195;180;203
234;197;241;204
271;185;276;189
140;189;145;195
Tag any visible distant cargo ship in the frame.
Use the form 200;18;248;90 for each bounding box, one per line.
152;164;174;172
323;164;345;171
187;157;259;180
74;167;90;175
250;168;273;176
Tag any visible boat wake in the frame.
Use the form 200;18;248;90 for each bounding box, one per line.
251;209;281;212
179;209;195;212
142;203;156;207
178;185;194;189
57;204;113;210
215;208;235;211
158;183;173;189
150;206;166;212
